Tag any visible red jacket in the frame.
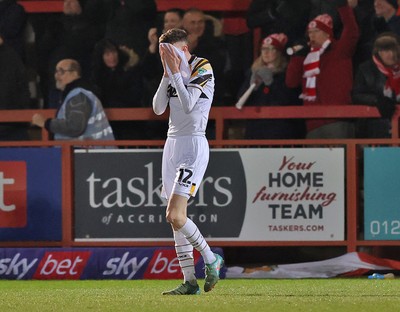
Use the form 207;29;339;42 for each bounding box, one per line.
286;5;359;131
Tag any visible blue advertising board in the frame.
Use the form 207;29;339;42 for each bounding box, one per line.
0;247;225;280
364;147;400;240
0;147;62;241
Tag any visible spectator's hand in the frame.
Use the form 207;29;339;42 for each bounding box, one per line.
287;37;310;56
32;113;46;128
148;28;158;43
120;45;139;69
347;0;358;8
250;67;273;87
376;96;397;119
0;36;3;46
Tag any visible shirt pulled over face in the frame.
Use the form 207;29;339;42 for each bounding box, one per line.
160;42;191;86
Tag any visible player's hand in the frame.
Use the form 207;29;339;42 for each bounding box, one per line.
159;48;169;77
160;45;180;74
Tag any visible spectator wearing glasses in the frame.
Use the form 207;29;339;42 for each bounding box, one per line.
32;59;114;142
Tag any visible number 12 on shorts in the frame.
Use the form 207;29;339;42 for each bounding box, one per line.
177;168;196;195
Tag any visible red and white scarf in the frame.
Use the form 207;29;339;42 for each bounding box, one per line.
300;40;331;101
373;55;400;100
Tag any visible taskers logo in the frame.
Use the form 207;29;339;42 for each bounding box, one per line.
0;161;27;228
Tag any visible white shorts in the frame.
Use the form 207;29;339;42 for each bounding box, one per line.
161;136;209;199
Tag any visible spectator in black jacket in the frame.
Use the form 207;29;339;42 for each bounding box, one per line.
36;0;103;108
0;38;31;140
104;0;157;59
247;0;312;46
91;38;155;140
91;38;143;108
0;0;27;60
352;32;400;138
352;0;400;71
373;0;400;36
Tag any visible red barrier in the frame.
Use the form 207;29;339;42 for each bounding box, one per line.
0;105;400;253
0;105;396;140
19;0;252;13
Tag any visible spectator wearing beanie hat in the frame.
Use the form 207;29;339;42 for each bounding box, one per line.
262;33;288;52
307;14;334;49
235;32;306;140
251;33;289;86
286;0;359;139
375;0;398;20
373;0;400;37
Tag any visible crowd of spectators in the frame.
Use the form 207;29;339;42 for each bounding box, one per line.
246;0;400;139
2;0;400;140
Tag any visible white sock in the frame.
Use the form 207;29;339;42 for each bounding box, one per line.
179;218;216;264
173;230;196;284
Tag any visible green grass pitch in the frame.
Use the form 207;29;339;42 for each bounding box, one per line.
0;279;399;311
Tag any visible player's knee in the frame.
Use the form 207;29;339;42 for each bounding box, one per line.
166;210;185;227
165;210;177;224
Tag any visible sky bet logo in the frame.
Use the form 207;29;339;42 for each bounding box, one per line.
33;251;91;280
0;161;27;228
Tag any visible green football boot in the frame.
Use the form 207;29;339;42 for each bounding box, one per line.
162;281;200;295
204;253;224;292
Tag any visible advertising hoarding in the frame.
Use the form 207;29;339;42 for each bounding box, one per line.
364;147;400;240
0;247;224;280
0;148;62;241
74;148;344;241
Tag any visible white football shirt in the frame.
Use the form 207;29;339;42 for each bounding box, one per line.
153;56;215;137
